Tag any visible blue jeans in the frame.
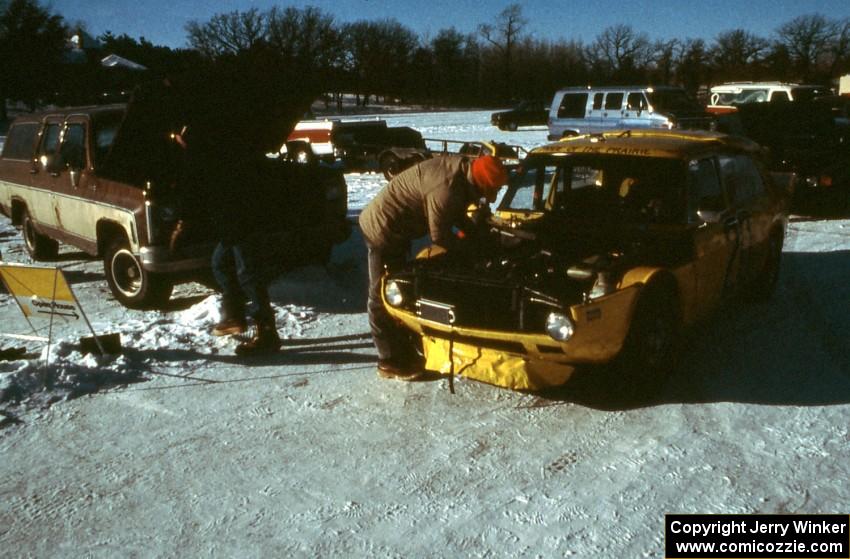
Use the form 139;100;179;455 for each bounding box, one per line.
211;239;273;323
366;243;416;363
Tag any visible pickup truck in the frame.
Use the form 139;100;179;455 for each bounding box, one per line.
377;138;528;180
0;82;350;309
279;118;425;172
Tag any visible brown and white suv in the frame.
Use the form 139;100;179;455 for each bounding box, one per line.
0;91;349;309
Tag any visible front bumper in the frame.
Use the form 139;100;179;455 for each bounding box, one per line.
141;243;213;274
384;283;641;390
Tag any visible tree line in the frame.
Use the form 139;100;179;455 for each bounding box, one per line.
2;0;850;122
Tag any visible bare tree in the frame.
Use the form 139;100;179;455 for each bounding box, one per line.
266;6;343;74
342;19;418;105
776;14;833;81
185;9;266;58
588;24;651;81
650;38;681;84
675;38;711;95
711;29;769;81
478;3;527;100
829;17;850;77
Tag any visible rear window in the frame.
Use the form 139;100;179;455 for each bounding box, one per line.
557;93;588;119
2;123;39;160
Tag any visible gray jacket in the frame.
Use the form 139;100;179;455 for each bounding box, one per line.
359;155;478;250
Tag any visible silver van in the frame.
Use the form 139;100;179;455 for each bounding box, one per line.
547;86;712;140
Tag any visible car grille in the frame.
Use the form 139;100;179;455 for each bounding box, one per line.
414;274;559;333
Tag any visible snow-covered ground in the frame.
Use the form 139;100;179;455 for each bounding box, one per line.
1;112;849;557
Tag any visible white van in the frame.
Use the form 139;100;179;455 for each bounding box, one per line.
547;85;712;140
708;82;831;108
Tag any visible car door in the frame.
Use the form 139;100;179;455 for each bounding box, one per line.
602;92;625;130
585;92;606;131
719;153;772;288
687;156;742;315
621;91;649;129
51;117;95;246
28;116;65;230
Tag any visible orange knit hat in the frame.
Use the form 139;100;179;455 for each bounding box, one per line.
471;155;508;189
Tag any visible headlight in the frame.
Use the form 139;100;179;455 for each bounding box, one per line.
384;280;404;306
545;312;575;342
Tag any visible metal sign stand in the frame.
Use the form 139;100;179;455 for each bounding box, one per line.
0;264;108;365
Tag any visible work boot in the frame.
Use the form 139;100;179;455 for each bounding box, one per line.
235;320;282;356
212;317;247;336
377;359;423;381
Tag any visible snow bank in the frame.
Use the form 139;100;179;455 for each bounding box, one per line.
0;293;317;410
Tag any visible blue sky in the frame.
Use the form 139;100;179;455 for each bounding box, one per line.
48;0;850;49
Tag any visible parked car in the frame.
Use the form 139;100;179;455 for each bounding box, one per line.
377;138;528;180
490;100;549;131
381;130;789;396
708;82;832;113
716;101;850;214
0;85;350;309
547;85;713;141
279;118;425;171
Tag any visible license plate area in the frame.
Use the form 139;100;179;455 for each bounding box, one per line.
416;299;455;325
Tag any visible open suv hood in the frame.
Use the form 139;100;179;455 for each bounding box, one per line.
103;62;319;187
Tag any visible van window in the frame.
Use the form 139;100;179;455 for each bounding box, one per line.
627;92;648;111
605;93;624;111
557;93;588;118
2;123;39;160
60;123;87;170
592;93;604;110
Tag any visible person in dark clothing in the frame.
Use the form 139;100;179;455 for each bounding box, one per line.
206;156;282;355
358;154;508;380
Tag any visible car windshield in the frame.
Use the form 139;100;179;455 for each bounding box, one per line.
501;154;687;224
647;89;701;112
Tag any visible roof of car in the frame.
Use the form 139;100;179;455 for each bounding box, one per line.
12;104;127;123
531;129;762;160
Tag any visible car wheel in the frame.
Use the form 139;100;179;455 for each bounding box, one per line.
380;152;402;180
22;211;58;260
614;283;679;401
746;230;783;302
506;121;518;131
104;237;173;309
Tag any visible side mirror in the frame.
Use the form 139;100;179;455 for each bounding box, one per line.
696;195;726;223
696;209;723;224
39;154;62;174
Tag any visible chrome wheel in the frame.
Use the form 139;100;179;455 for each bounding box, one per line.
109;247;144;298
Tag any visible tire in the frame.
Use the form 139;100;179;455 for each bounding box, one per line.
22;211;58;260
103;237;173;309
506;121;518;131
613;283;679;401
746;230;783;302
380;153;402;180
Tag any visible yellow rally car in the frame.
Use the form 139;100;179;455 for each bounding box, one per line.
381;130;790;393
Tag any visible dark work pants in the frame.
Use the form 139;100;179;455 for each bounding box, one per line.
366;243;414;364
211;239;273;324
